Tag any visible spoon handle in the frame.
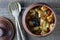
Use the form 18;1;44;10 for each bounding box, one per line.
15;19;21;40
17;19;26;40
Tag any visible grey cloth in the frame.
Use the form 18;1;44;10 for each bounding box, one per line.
0;0;60;40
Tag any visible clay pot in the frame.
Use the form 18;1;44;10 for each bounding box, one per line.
0;17;14;40
22;3;56;37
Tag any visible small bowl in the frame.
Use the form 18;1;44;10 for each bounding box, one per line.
22;3;56;37
0;17;14;40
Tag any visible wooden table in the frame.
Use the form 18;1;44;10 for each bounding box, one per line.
0;0;60;40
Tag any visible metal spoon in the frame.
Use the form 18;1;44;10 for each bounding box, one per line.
8;2;25;40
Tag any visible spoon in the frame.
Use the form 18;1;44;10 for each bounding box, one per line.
9;2;25;40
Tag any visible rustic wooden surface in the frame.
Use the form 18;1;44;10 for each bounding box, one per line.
0;0;60;40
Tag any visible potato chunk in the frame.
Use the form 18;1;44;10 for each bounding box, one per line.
49;23;54;31
41;5;48;11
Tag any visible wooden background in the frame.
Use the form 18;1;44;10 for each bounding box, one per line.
0;0;60;40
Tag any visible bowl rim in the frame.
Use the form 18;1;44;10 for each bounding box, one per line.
0;17;14;40
22;3;57;37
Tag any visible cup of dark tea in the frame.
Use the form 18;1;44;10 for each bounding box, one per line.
0;17;14;40
22;3;56;37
